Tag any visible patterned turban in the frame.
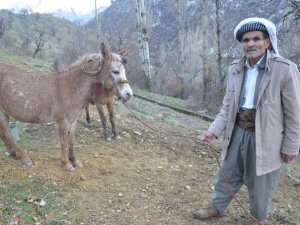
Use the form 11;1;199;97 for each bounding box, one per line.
234;18;279;55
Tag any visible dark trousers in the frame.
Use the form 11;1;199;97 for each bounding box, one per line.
212;125;281;220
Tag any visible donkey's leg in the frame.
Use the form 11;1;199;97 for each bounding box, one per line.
107;102;120;140
57;121;74;171
68;121;82;168
96;102;110;141
0;111;32;165
85;104;91;124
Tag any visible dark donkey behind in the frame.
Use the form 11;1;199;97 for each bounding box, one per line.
0;43;133;171
84;49;129;141
85;98;120;142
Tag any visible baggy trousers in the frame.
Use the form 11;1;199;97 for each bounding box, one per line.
211;125;281;220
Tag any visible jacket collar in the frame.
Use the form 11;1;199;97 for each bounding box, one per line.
235;49;272;74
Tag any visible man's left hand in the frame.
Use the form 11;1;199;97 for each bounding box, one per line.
281;153;297;164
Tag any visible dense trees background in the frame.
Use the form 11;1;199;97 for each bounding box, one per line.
0;0;299;115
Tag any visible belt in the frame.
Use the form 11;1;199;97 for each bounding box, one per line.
236;108;256;131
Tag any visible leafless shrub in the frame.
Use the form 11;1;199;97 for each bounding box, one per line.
0;18;5;39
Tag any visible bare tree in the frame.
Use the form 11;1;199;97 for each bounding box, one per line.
184;28;202;80
175;0;187;80
32;30;45;58
21;33;31;50
134;0;152;90
282;0;300;22
215;0;225;86
95;0;100;43
19;8;28;18
0;18;5;39
199;0;210;103
57;27;98;70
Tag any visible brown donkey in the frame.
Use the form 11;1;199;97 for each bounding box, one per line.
0;43;133;171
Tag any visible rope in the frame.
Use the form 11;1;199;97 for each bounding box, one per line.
121;100;264;225
80;60;102;75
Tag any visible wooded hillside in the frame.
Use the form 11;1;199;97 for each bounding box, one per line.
0;0;299;115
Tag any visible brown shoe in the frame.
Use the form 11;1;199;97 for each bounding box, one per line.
192;207;221;219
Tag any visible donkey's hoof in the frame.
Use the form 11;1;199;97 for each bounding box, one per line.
73;161;83;168
64;165;75;172
21;159;33;166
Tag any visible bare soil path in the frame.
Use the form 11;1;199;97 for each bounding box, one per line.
0;97;299;225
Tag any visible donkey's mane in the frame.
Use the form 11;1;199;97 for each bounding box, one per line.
68;53;103;71
68;52;123;72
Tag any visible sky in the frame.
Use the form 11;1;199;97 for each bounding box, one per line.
0;0;111;14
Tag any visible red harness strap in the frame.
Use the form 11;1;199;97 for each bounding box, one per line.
91;83;103;97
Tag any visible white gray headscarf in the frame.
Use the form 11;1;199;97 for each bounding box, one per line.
234;18;279;55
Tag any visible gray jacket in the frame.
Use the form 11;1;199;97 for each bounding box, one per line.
209;50;300;176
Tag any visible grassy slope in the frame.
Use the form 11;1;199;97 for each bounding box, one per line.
0;9;97;73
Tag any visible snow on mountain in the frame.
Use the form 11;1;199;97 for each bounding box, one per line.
5;5;109;26
50;6;109;25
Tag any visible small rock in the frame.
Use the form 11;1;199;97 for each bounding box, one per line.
79;175;86;181
39;199;46;207
121;131;131;138
185;186;191;190
9;221;18;225
27;195;37;203
133;131;142;136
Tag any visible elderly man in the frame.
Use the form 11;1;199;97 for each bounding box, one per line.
193;18;300;225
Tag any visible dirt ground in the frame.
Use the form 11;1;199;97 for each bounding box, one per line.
0;97;299;225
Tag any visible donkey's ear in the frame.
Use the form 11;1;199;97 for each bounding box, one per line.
100;43;110;60
118;47;130;56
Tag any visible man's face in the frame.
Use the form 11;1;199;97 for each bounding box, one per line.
242;30;270;66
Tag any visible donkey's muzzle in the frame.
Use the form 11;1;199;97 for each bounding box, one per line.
120;91;132;102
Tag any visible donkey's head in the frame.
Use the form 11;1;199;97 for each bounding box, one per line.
100;43;133;102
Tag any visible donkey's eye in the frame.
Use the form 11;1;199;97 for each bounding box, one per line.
112;70;119;75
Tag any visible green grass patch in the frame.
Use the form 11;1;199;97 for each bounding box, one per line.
0;177;80;224
0;49;53;74
0;178;55;224
134;88;188;109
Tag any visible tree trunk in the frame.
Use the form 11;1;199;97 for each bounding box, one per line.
134;0;152;90
32;31;45;58
199;0;209;103
95;0;100;43
215;0;224;86
175;0;186;80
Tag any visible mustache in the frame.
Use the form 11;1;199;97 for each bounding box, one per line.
246;48;258;52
